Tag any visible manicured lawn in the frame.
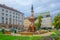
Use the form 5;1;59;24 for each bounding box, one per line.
0;31;42;40
0;34;19;40
0;30;60;40
0;34;42;40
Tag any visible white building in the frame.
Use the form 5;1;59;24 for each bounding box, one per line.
0;4;24;29
24;17;31;30
35;12;52;28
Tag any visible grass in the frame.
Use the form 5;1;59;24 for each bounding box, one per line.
0;34;42;40
0;35;20;40
20;36;42;40
0;30;60;40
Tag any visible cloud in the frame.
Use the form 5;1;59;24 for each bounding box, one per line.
50;3;56;8
40;0;50;3
48;2;60;10
0;0;60;17
15;0;33;6
34;1;60;13
49;3;59;8
0;0;33;6
34;7;49;13
0;0;16;4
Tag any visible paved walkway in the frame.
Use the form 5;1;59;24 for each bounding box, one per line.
33;32;54;36
11;32;54;36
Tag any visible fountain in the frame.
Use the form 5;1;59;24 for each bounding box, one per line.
28;5;36;32
20;5;36;35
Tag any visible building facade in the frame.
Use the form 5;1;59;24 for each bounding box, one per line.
24;17;31;31
0;4;24;30
35;12;52;28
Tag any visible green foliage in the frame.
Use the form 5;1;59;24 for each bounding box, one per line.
54;14;60;29
0;34;20;40
50;33;58;38
31;36;42;40
1;29;5;34
50;30;60;40
35;15;42;30
50;33;60;40
0;34;60;40
0;34;42;40
20;36;30;40
0;31;3;34
0;30;60;40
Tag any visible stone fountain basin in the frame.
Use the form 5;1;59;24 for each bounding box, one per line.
20;32;33;36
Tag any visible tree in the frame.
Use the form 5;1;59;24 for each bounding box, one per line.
54;13;60;29
35;15;42;30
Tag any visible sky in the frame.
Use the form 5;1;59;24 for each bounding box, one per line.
0;0;60;17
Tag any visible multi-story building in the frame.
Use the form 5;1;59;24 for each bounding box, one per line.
41;12;52;28
35;12;52;28
0;4;24;30
24;17;31;31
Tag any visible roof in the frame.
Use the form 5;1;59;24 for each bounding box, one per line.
40;12;50;16
0;4;24;14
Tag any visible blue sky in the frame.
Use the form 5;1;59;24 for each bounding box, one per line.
0;0;60;17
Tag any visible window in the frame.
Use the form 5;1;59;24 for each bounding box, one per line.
2;13;4;15
16;16;17;18
13;12;15;14
6;18;8;24
9;18;11;24
13;19;15;24
6;14;8;16
46;15;50;17
10;15;11;16
13;16;15;18
2;17;4;24
6;10;8;12
43;16;46;18
16;19;17;22
6;18;8;20
16;20;17;24
16;13;17;15
2;9;4;11
2;17;4;19
6;20;8;24
9;11;11;13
